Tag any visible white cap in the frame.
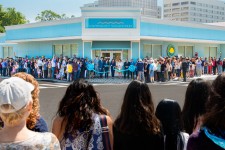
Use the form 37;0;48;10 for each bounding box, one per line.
0;77;34;113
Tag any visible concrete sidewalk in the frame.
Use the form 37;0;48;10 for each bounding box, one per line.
0;74;218;84
40;74;218;84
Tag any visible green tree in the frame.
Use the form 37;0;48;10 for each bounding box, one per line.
35;10;75;22
0;5;5;32
35;10;62;21
0;5;27;33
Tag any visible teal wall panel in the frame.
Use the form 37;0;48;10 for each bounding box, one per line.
141;22;225;42
0;46;2;58
6;23;82;41
84;42;92;59
92;41;131;49
220;45;225;59
0;35;6;43
8;39;83;59
132;42;139;61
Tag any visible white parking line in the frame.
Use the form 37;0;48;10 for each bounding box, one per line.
39;83;68;89
39;83;67;87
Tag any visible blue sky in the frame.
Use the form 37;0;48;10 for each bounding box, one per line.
1;0;163;22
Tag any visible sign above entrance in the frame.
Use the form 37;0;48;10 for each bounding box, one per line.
85;18;136;28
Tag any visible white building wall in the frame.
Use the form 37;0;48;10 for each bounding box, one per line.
85;0;158;18
164;0;225;23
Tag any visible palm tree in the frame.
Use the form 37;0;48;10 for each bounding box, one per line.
3;8;27;26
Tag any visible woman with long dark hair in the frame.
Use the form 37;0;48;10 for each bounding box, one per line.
182;78;210;135
156;99;189;150
52;79;113;150
187;74;225;149
113;80;164;150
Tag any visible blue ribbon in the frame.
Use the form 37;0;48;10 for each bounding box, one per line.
86;64;136;73
86;63;94;71
203;127;225;149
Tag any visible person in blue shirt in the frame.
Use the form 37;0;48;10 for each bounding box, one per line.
149;60;155;83
1;59;7;77
136;59;145;82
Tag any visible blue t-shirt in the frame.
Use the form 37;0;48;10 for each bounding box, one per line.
149;63;154;71
32;116;48;132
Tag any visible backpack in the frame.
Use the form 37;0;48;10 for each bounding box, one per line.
67;64;73;73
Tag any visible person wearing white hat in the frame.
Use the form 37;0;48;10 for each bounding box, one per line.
0;77;60;149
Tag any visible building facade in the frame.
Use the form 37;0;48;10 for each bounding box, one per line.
1;7;225;61
164;0;225;23
85;0;158;18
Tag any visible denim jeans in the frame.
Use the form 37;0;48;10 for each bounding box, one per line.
51;67;55;79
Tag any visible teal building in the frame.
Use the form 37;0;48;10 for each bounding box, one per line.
0;7;225;60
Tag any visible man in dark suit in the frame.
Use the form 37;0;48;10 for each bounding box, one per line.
123;59;130;79
98;57;104;78
181;58;188;82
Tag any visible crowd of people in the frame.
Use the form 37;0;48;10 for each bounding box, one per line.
0;71;224;149
1;55;225;83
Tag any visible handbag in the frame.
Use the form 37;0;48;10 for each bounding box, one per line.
100;115;112;150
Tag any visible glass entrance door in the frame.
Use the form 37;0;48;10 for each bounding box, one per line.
113;52;122;61
101;52;110;59
101;51;122;61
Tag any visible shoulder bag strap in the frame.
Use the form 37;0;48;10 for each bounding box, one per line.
100;115;111;150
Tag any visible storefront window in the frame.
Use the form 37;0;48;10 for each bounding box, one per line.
143;44;152;58
204;47;210;58
54;45;62;57
153;45;162;59
178;46;193;58
186;46;193;58
63;44;70;58
178;46;185;57
92;50;101;59
71;44;78;56
53;44;78;58
3;47;13;58
210;47;217;58
204;47;217;58
122;50;128;60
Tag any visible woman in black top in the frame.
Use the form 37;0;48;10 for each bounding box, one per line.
113;80;164;150
223;58;225;72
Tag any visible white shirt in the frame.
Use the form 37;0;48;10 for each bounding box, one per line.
51;59;56;67
37;59;42;67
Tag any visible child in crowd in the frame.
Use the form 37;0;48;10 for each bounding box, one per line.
58;65;65;80
11;65;16;76
0;77;60;149
37;67;41;78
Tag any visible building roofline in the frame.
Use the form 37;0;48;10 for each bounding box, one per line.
81;7;141;11
5;17;82;30
80;7;141;13
141;17;225;31
5;36;82;43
